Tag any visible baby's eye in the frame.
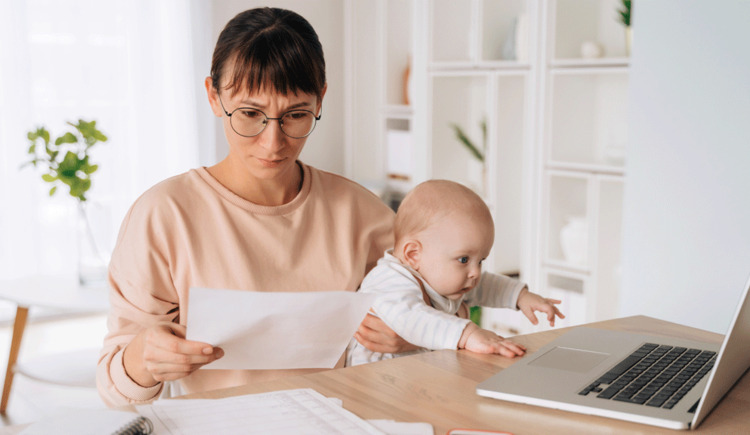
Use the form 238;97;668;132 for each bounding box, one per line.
479;258;485;266
458;256;469;264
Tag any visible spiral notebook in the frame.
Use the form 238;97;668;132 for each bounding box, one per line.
19;409;152;435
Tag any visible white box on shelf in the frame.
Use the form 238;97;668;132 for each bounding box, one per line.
386;129;413;180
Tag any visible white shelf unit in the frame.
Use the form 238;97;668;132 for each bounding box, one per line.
423;0;534;278
345;0;629;335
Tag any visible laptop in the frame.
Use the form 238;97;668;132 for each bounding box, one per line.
476;274;750;430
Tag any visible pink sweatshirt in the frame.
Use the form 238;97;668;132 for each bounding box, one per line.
97;163;394;407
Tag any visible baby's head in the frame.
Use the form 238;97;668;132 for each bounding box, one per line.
394;180;495;300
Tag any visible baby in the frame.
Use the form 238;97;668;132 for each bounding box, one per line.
347;179;564;366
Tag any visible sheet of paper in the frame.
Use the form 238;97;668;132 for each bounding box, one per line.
367;419;435;435
136;388;384;435
186;288;376;370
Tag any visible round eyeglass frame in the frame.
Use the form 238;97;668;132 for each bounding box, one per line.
217;94;322;139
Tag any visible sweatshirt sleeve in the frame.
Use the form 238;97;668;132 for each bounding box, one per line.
362;265;471;350
464;272;527;309
96;198;178;407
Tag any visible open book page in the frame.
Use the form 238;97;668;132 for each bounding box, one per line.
136;388;383;435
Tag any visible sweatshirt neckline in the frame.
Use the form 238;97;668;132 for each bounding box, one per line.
194;162;312;215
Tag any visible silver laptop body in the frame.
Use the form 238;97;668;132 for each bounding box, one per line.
476;275;750;430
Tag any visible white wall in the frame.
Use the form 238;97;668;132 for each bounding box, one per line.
209;0;345;174
620;0;750;333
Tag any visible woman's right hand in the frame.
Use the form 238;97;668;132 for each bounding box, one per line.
355;312;418;354
123;322;224;387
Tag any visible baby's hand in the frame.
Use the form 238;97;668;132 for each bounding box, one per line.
460;323;526;357
517;287;565;327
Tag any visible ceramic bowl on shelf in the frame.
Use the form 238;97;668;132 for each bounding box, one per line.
560;216;588;266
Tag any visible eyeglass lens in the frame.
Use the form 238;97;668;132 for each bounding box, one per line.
231;108;317;138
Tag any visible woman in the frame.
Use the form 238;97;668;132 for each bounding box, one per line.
97;7;406;407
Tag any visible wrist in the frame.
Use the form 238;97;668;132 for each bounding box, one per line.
457;321;479;349
516;286;529;310
123;334;159;388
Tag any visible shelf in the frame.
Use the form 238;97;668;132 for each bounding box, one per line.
347;0;629;330
551;58;629;68
543;268;588;327
545;172;589;269
430;61;531;72
384;0;413;106
546;161;625;176
547;70;629;168
479;0;530;62
552;0;630;60
430;74;489;195
430;0;473;63
543;260;590;275
381;104;413;119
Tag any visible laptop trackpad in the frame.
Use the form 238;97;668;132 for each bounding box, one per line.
529;347;610;373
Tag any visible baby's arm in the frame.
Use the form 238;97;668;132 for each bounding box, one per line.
467;273;565;326
457;322;526;357
365;271;473;350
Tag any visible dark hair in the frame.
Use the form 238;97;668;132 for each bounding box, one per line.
210;7;326;100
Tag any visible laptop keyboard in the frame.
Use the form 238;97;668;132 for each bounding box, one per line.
578;343;717;409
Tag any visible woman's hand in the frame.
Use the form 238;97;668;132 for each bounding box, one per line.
354;312;418;354
123;322;224;387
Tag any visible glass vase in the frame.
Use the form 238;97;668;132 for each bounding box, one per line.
76;201;111;288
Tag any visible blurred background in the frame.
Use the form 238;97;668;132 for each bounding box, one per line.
0;0;748;428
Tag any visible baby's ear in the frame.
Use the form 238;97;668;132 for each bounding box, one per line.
402;240;422;270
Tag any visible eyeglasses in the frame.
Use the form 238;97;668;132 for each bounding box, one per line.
218;94;321;139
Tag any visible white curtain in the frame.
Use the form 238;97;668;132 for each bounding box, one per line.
0;0;215;280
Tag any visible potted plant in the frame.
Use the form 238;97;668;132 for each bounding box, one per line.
23;119;110;286
617;0;633;55
449;118;487;198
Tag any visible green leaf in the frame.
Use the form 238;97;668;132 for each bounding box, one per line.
54;132;78;145
59;174;74;186
470;306;482;326
40;128;50;144
93;130;108;142
450;123;484;162
48;186;57;196
82;164;99;174
59;151;82;173
69;177;83;198
41;174;57;183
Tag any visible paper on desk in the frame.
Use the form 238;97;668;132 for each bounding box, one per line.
186;288;376;370
137;388;384;434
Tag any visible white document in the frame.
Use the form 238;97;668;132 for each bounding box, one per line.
186;288;376;370
136;388;384;435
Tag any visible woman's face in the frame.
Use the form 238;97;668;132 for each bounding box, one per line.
207;79;325;183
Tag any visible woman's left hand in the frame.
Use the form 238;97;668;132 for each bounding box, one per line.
355;312;418;353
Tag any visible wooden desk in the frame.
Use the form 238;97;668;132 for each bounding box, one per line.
183;316;748;434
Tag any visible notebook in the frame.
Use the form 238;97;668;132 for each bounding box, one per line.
476;274;750;430
19;409;152;435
